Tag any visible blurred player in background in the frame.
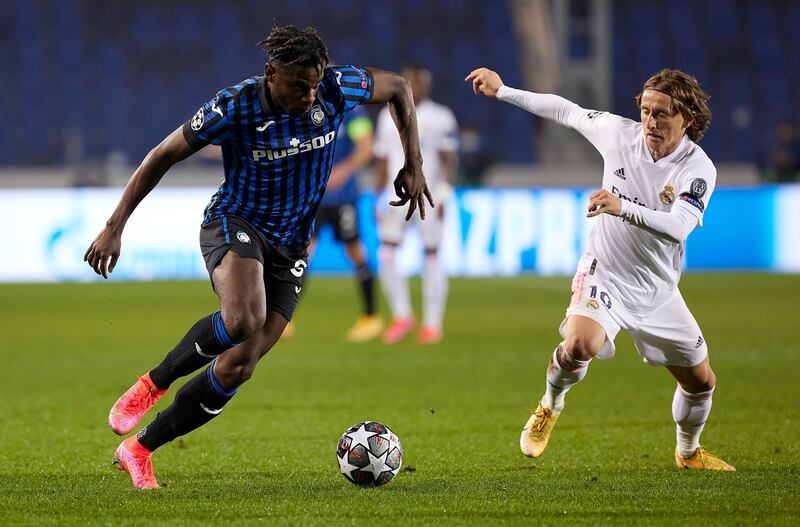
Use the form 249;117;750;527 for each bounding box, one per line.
375;66;458;344
84;25;432;489
306;107;383;342
467;67;734;471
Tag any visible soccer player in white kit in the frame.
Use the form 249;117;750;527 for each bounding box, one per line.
375;66;459;344
466;67;735;471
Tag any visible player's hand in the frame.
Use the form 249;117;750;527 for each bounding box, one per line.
586;189;622;218
390;164;434;221
465;68;504;98
84;226;122;279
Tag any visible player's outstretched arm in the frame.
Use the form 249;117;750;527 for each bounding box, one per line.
83;127;196;278
367;67;433;221
467;67;618;154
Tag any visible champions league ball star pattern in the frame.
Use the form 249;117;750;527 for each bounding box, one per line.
337;421;403;486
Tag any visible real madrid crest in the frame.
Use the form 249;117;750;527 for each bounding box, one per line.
586;299;600;310
659;184;675;205
310;104;325;126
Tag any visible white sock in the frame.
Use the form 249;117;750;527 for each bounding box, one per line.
422;253;448;329
672;384;713;457
541;343;590;413
378;245;412;319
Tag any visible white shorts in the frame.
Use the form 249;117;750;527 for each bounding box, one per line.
377;197;445;249
560;255;708;367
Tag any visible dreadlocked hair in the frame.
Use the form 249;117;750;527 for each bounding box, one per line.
258;25;329;74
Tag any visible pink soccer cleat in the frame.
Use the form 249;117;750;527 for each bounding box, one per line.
113;436;160;489
383;317;416;344
108;372;167;435
417;326;443;344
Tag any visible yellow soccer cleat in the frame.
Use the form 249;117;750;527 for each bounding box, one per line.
520;403;560;458
675;447;736;471
346;315;385;343
280;321;295;339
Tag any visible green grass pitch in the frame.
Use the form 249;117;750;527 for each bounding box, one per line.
0;274;798;525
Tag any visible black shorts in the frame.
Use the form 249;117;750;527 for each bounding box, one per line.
315;203;360;243
199;216;308;322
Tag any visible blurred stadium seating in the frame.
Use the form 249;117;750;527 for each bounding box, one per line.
613;0;799;163
2;0;797;169
0;0;528;166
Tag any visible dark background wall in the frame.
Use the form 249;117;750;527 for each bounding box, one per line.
1;0;797;166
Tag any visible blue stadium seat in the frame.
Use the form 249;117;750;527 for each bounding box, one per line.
720;73;755;162
3;0;798;167
704;0;739;43
747;4;783;72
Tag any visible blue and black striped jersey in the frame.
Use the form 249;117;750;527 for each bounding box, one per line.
182;65;374;246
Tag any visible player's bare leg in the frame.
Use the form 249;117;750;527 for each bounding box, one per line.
668;357;735;471
116;251;267;488
108;252;263;435
521;315;605;457
214;310;287;389
343;240;383;342
212;252;268;343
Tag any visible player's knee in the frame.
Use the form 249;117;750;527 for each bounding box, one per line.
217;356;259;385
223;306;266;342
233;361;258;384
563;334;601;361
700;370;716;392
683;371;716;394
680;366;717;393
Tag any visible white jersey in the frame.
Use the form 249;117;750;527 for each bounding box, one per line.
497;86;716;311
373;98;459;196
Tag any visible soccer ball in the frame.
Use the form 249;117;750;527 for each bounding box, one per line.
336;421;403;487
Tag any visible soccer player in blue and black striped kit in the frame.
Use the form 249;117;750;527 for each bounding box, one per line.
84;25;433;489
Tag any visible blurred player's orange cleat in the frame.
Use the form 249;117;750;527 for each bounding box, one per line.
113;436;160;489
346;315;384;342
417;326;443;344
383;317;415;344
520;403;560;458
108;372;167;435
280;321;296;339
675;447;735;471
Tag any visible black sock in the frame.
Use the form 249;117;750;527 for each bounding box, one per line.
149;312;239;390
137;361;236;452
356;262;375;316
